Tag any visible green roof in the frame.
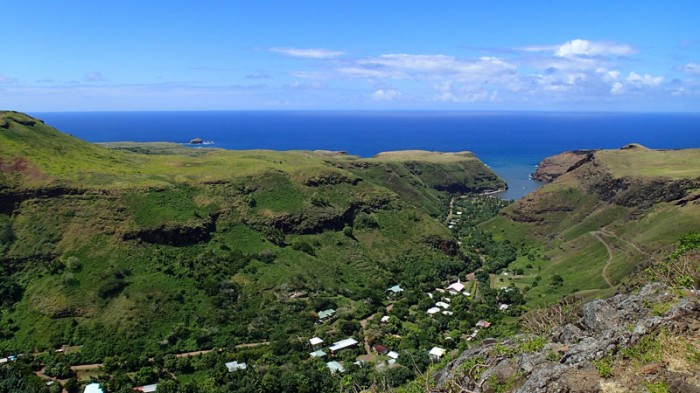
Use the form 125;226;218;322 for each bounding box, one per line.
318;309;336;319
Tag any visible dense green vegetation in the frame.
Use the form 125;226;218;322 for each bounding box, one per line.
0;112;510;391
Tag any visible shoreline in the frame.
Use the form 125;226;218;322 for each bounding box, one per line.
480;187;508;196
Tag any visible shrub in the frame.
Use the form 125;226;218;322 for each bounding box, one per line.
593;355;613;378
291;241;315;256
343;225;354;237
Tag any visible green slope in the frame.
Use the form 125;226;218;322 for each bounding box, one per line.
482;147;700;305
0;112;500;360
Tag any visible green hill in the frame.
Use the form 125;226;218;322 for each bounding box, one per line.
0;111;503;361
482;146;700;305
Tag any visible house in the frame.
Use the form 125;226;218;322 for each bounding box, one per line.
442;311;454;316
318;309;336;321
435;301;450;309
373;344;389;355
456;211;463;215
476;320;491;328
435;302;450;308
427;307;441;315
310;350;327;358
447;281;465;295
329;338;358;353
428;347;446;361
387;351;399;360
499;304;510;311
387;285;404;295
326;361;345;373
133;385;157;393
380;315;390;323
309;337;324;347
84;383;103;393
225;361;247;372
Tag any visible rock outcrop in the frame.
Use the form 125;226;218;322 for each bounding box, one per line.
531;151;594;182
433;283;700;392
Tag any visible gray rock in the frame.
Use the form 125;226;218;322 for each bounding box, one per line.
432;283;700;393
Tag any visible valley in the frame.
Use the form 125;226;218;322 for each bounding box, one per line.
1;111;699;392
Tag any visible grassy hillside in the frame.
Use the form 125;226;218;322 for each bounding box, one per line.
0;111;502;362
481;146;700;305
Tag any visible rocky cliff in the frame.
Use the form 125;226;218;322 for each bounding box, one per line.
433;283;700;392
531;150;594;182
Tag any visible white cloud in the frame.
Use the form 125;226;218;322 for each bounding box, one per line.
683;63;700;75
523;39;634;58
610;82;624;95
371;89;401;101
83;72;106;82
289;71;328;79
340;54;517;89
626;72;663;86
285;81;324;90
245;72;272;80
270;47;345;59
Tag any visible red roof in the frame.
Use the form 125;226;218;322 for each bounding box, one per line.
373;344;389;354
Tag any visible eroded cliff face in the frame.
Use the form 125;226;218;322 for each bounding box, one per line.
506;149;700;224
531;151;594;182
433;283;700;393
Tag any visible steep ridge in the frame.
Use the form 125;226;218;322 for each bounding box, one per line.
482;146;700;305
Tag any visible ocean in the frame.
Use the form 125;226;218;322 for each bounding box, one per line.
32;111;700;200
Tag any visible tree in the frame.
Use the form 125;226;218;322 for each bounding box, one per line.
343;225;354;238
155;379;179;393
549;274;564;289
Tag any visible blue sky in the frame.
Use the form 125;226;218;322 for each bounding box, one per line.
1;1;699;111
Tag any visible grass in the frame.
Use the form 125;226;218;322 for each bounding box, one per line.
2;112;489;359
596;148;700;179
480;143;700;309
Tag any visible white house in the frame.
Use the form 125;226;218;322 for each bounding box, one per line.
435;301;450;309
310;350;327;358
225;361;247;372
499;304;510;311
309;337;324;347
447;282;465;295
380;315;390;323
326;361;345;373
134;385;158;393
329;338;358;353
427;307;441;315
84;384;103;393
428;347;446;360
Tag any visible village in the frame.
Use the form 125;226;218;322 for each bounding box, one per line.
1;199;524;392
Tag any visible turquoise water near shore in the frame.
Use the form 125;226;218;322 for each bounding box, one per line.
33;111;700;200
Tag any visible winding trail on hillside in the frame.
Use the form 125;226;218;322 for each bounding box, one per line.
600;229;650;257
591;231;614;288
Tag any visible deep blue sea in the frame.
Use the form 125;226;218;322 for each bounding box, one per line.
32;111;700;200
